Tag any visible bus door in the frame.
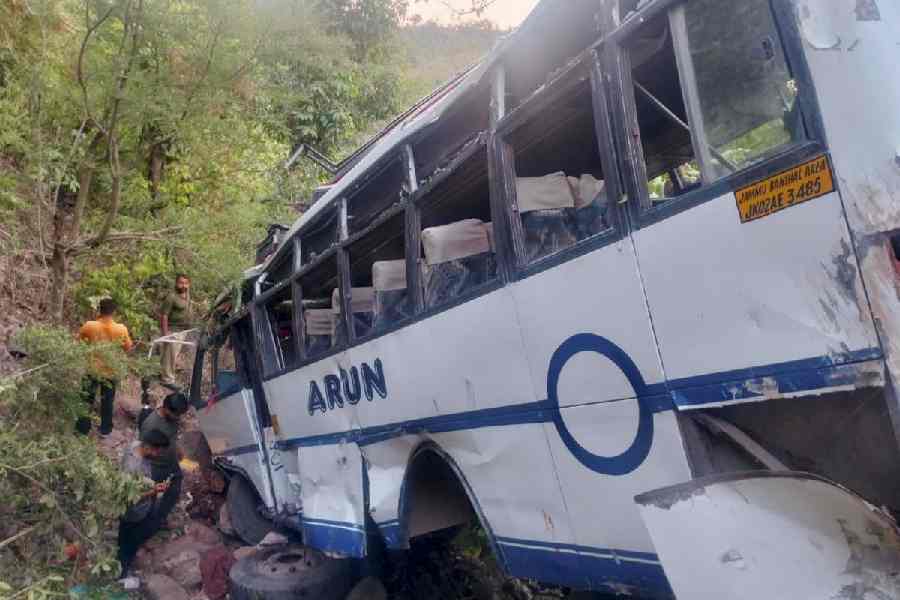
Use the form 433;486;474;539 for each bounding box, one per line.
195;316;289;513
618;0;880;410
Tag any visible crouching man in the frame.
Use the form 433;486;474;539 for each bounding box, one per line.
118;430;173;578
139;392;189;526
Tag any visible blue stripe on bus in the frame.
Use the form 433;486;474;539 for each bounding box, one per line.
666;347;882;408
300;517;366;557
296;519;671;596
272;347;882;452
496;537;673;597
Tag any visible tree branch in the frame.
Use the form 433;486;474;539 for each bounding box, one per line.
436;0;499;17
72;226;184;256
0;462;93;549
76;3;115;134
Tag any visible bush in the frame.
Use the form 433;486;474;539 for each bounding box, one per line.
0;326;152;598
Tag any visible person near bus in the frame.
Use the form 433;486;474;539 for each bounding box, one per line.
139;391;189;526
158;273;194;387
118;429;172;579
77;298;134;436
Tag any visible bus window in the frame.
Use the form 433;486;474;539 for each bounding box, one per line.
299;257;340;361
262;285;297;374
301;208;340;264
418;145;497;309
627;14;701;206
682;0;804;173
212;330;242;397
347;213;409;337
347;158;408;235
506;72;612;263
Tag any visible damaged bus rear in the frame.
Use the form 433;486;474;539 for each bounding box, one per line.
191;0;900;597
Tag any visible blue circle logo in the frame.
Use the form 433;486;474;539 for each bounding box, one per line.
547;334;654;476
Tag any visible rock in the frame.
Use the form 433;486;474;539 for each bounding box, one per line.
199;545;236;600
144;574;190;600
133;547;154;572
257;531;289;547
217;504;236;537
161;549;203;589
187;521;222;546
117;393;143;420
345;576;388;600
154;535;213;564
233;546;258;562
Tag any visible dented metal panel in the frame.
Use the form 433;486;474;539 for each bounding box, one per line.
633;185;880;409
797;0;900;394
636;472;900;600
198;390;274;509
296;442;367;556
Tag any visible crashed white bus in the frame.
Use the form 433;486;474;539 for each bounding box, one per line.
191;0;900;597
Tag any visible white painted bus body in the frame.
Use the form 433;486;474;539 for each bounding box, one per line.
197;0;900;597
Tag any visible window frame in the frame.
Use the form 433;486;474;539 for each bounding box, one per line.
494;50;628;280
411;135;506;313
343;152;410;235
604;0;828;229
250;0;830;382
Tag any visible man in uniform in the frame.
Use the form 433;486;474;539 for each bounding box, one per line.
78;298;133;435
159;274;194;386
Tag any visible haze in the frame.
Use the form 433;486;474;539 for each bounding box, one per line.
410;0;540;29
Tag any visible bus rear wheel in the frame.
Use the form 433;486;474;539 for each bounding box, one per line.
229;546;357;600
227;474;274;545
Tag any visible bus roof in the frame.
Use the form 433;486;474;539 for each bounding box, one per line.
254;0;601;280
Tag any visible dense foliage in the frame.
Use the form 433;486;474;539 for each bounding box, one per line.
0;1;500;595
0;326;151;598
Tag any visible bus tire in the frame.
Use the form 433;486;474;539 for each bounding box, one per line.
229;546;357;600
227;475;273;545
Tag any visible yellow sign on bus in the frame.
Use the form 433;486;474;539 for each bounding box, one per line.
735;155;834;223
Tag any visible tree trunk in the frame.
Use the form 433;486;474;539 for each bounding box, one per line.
148;141;165;201
48;166;92;323
49;247;69;324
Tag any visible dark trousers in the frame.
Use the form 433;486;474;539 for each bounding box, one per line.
151;464;183;524
77;376;116;435
118;467;183;576
118;500;163;576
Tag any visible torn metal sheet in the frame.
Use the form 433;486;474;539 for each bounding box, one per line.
799;0;900;396
636;471;900;600
197;389;274;510
297;441;367;557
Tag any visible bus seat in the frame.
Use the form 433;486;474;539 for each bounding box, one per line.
517;173;579;261
421;219;496;308
373;259;409;330
569;174;609;238
304;307;335;358
332;287;375;342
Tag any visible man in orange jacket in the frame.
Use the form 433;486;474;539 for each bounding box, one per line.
77;298;134;435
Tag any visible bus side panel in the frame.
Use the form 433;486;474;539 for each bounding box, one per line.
430;425;577;554
296;442;367;557
199;390;273;509
538;408;689;597
510;239;666;407
633;188;879;407
799;0;900;390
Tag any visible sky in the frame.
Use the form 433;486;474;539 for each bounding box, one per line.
409;0;540;29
